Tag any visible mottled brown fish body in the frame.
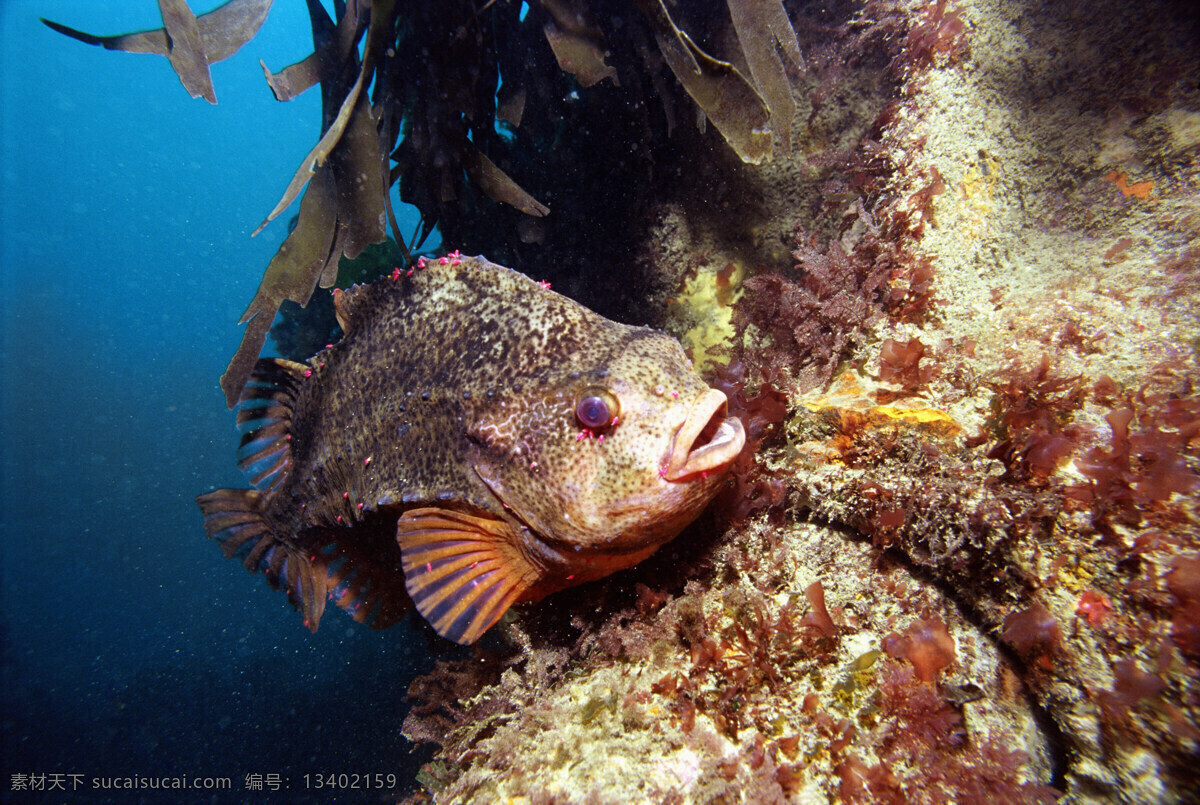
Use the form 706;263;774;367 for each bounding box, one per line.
198;256;745;643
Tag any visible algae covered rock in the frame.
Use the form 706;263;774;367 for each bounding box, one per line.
400;0;1200;801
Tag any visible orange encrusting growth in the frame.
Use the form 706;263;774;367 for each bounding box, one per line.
1106;170;1153;199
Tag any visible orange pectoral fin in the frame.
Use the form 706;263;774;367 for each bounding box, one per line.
396;508;539;644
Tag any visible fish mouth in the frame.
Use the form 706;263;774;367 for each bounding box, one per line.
663;389;747;481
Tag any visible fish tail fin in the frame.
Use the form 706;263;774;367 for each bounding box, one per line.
195;488;328;632
235;358;309;493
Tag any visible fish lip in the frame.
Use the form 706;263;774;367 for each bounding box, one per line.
663;389;747;481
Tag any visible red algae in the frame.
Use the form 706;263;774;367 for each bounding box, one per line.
878;337;932;391
1167;555;1200;659
800;581;837;637
1098;659;1167;722
882;617;957;684
1001;604;1062;669
1075;590;1113;627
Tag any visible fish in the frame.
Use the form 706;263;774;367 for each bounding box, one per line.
196;255;746;644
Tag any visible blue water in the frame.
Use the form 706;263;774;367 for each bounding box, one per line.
1;3;449;800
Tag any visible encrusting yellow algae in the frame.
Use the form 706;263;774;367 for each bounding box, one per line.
670;262;746;374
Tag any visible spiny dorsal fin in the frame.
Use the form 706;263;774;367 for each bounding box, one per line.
332;287;352;334
396;508;540;644
330;283;377;336
235;358;308;494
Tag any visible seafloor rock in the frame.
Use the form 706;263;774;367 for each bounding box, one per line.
406;517;1059;802
402;0;1198;801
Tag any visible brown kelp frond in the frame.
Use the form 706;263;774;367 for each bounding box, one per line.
462;149;551;219
42;0;273;103
631;0;805;162
632;0;772;163
221;0;391;405
538;0;617;88
726;0;804;154
258;0;340;102
250;66;369;238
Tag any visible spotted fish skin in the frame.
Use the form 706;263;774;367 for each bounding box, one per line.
197;256;746;643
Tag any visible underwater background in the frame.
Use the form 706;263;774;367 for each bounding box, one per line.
1;2;445;801
3;0;1199;802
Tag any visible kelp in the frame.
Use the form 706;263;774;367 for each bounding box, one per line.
381;0;553;260
258;0;339;103
46;0;807;405
158;0;216;102
632;0;774;164
463;150;552;219
538;0;617;88
727;0;805;154
634;0;806;161
226;0;391;405
41;0;273;104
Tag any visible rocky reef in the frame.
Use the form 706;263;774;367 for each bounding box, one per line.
398;0;1200;802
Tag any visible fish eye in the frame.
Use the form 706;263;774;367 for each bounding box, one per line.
575;387;619;430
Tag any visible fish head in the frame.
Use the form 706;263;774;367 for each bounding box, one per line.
470;325;746;564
